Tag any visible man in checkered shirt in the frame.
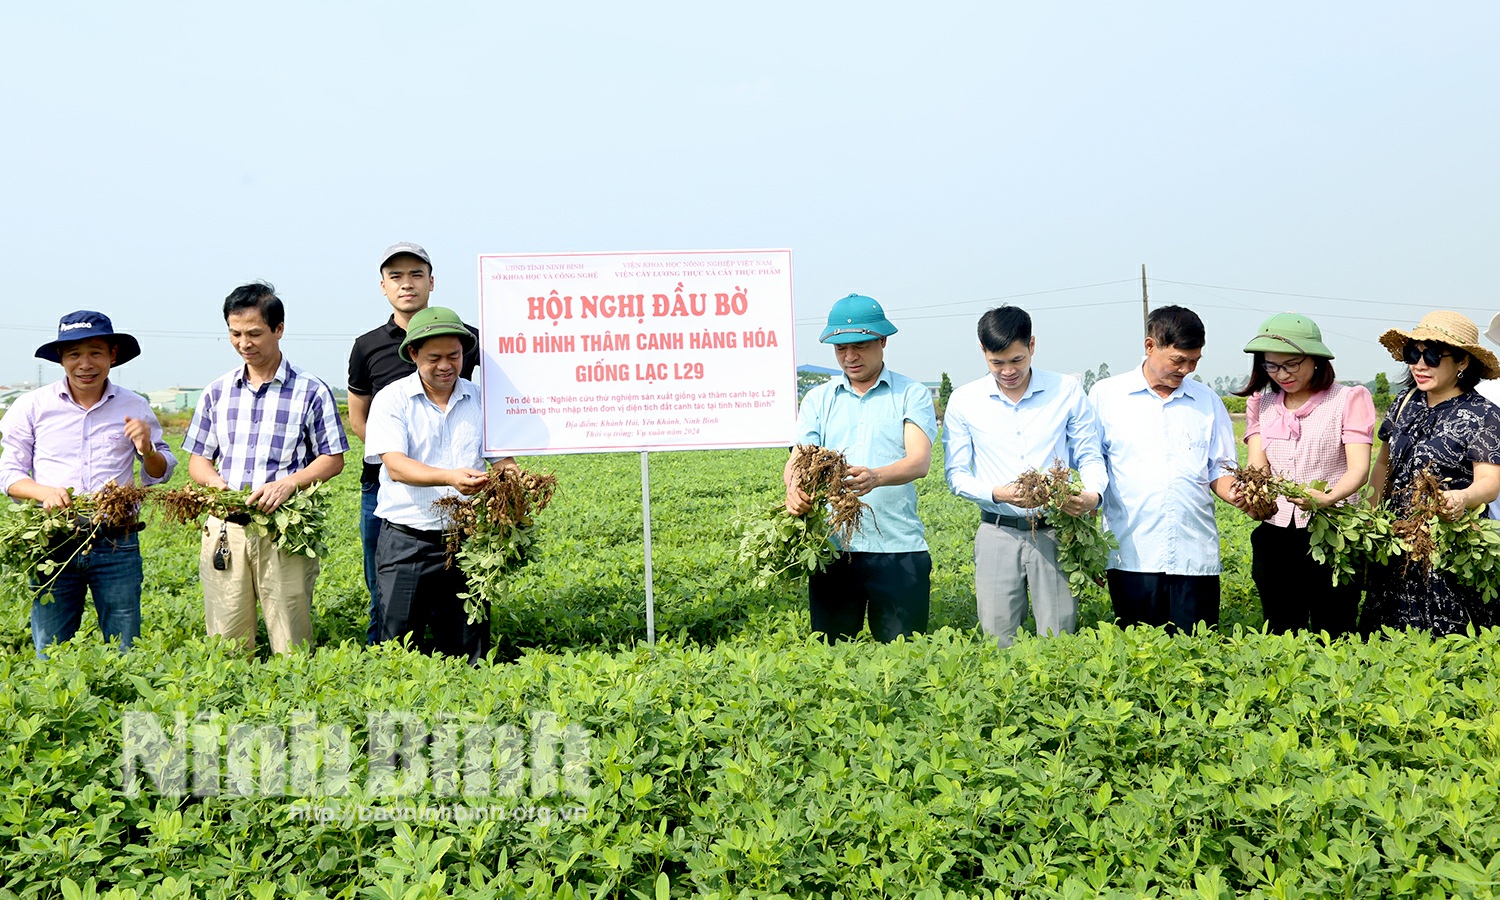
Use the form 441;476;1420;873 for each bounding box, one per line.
183;282;349;654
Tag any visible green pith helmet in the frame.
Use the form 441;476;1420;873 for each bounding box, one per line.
399;306;476;361
1243;312;1334;359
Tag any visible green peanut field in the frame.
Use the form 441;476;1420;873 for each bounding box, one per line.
4;431;1500;899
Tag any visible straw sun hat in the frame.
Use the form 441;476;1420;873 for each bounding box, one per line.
1378;310;1500;380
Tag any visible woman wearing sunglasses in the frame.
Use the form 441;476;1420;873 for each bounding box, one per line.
1234;313;1375;635
1364;311;1500;634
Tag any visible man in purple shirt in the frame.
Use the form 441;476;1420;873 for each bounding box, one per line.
183;282;348;654
0;311;176;656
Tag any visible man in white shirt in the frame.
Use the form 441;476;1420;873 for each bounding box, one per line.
944;306;1106;647
364;306;511;663
1089;306;1242;631
1481;313;1500;520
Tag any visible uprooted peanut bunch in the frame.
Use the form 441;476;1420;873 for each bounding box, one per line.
1224;463;1283;520
735;444;871;590
431;466;560;624
1013;459;1076;512
152;482;332;559
1392;465;1447;573
0;480;153;602
788;443;868;544
432;467;560;566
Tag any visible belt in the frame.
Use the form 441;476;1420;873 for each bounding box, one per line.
980;510;1049;530
224;512;254;526
385;520;447;544
96;521;146;539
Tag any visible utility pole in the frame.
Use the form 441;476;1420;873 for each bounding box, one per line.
1140;264;1149;335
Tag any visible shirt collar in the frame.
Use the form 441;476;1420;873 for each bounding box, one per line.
233;356;292;388
53;378;117;407
987;369;1048;404
382;315;405;338
1129;360;1194;402
836;365;892;395
401;371;472;404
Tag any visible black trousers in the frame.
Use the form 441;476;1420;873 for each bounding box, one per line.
808;550;931;642
376;522;490;664
1107;569;1220;633
1250;521;1360;637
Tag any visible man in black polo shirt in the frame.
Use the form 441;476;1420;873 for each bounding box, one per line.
347;242;480;644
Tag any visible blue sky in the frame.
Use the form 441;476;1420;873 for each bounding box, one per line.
5;2;1498;393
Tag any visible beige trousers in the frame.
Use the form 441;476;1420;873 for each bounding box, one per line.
200;517;318;654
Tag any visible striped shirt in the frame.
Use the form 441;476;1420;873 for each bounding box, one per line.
363;372;498;531
183;357;349;490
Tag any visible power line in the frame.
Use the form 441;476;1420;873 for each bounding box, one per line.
1153;279;1495;313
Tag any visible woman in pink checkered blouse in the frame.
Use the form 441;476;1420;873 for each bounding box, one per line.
1233;313;1376;636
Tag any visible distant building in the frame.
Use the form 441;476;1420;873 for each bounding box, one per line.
147;387;204;412
0;383;40;412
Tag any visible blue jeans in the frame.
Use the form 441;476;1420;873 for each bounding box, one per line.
31;531;143;658
361;482;382;645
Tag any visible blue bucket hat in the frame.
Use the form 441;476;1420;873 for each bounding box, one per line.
34;311;142;365
819;293;898;344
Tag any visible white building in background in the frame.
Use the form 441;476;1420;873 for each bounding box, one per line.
147;387;204;412
0;384;40;412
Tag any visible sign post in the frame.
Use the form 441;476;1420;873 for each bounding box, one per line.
477;249;797;643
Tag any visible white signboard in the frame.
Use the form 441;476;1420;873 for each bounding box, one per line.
477;249;797;455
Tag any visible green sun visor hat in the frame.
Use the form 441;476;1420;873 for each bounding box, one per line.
820;293;898;344
1242;312;1334;359
399;306;477;361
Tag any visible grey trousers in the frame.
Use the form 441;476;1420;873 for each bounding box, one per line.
973;521;1076;648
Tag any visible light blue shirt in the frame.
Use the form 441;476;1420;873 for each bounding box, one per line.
364;373;499;531
943;368;1107;517
1089;365;1237;575
795;366;938;553
1477;380;1500;520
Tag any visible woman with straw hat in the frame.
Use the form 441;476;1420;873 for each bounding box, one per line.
1364;310;1500;634
1233;313;1376;636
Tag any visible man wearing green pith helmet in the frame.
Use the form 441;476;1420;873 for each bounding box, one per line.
784;293;938;641
364;306;513;663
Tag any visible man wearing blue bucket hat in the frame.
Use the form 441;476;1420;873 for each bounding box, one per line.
0;311;177;656
784;293;938;641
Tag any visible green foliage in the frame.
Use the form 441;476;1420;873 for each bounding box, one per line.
441;469;558;624
1021;464;1117;598
5;624;1500;896
1305;498;1403;586
1220;394;1247;414
154;481;332;559
1081;362;1110;394
734;502;838;590
936;372;954;417
1373;372;1393;411
1432;507;1500;602
0;484;148;603
40;422;1500;896
0;496;94;602
796;369;831;399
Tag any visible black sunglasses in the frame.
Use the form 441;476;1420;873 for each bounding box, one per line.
1402;343;1454;367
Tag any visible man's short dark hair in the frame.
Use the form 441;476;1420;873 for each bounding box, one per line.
223;281;285;330
977;306;1032;353
1146;305;1205;350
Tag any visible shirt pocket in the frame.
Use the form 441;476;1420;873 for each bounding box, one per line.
1167;418;1214;482
447;419;482;465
